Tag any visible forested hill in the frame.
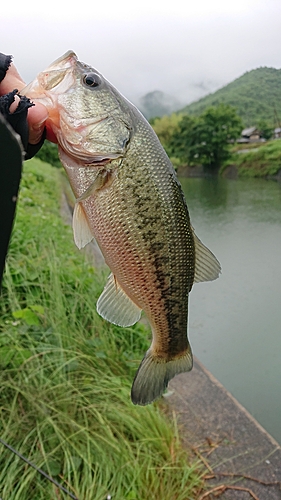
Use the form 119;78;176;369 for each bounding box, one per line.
180;67;281;127
138;90;182;119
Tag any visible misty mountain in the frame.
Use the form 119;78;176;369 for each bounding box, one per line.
180;67;281;127
138;91;182;119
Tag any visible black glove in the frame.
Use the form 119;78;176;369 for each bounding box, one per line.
0;52;46;159
0;53;12;82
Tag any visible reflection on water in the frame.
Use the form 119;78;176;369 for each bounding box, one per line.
187;177;228;209
180;177;281;444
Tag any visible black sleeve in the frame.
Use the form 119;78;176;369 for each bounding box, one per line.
0;53;45;289
0;114;23;288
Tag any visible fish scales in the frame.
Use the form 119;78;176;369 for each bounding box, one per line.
21;51;221;405
82;119;195;358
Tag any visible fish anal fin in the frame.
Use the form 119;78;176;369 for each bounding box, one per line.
97;273;142;327
131;346;193;406
73;202;94;249
193;231;221;283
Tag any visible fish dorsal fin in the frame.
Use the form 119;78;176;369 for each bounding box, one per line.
73;202;94;249
97;273;142;327
193;231;221;283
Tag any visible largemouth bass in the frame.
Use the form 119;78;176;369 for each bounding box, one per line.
22;51;221;405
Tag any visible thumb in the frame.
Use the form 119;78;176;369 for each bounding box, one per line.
27;102;48;144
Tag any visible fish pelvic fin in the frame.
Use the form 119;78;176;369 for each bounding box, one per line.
97;273;142;327
131;346;193;406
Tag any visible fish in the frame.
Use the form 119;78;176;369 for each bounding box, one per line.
22;51;221;405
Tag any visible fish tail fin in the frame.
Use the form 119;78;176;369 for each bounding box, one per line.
131;346;193;406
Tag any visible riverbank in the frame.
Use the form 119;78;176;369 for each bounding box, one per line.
61;165;281;498
177;163;281;181
6;158;280;499
177;139;281;180
61;166;281;498
165;359;281;499
0;159;204;499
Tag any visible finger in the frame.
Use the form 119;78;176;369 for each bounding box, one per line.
9;94;21;113
27;102;49;144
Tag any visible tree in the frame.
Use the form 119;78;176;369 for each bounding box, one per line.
257;119;273;141
150;113;184;157
169;114;197;161
172;104;243;170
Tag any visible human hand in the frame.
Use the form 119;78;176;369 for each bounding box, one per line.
0;60;56;144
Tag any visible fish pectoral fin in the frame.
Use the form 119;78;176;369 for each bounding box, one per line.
131;346;193;406
72;169;112;249
97;273;142;327
77;170;109;202
193;230;221;283
73;202;94;249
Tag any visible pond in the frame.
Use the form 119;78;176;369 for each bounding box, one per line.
179;177;281;444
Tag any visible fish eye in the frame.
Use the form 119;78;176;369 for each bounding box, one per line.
83;72;101;88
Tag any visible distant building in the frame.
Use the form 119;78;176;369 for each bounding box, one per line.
237;127;263;143
274;127;281;139
237;127;263;144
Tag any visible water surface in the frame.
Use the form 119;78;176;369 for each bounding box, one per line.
179;177;281;444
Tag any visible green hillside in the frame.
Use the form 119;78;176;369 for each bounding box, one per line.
181;67;281;127
138;90;182;119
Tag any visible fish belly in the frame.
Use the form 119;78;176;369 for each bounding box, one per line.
82;148;195;359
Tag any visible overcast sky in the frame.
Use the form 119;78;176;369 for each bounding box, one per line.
1;0;281;107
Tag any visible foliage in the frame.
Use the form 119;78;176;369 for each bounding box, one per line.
170;104;243;170
233;139;281;177
257;119;274;140
0;159;204;499
150;113;184;157
167;114;196;164
35;141;61;168
180;67;281;127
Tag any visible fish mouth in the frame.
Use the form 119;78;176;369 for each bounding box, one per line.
43;50;78;72
21;50;78;100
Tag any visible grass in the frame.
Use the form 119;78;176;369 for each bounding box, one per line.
228;139;281;177
0;159;204;499
231;141;265;152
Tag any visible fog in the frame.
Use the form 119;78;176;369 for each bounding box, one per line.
1;0;280;108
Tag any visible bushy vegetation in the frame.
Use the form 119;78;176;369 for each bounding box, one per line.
232;140;281;177
180;67;281;127
0;159;204;499
36;141;61;168
150;113;184;168
152;104;243;171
